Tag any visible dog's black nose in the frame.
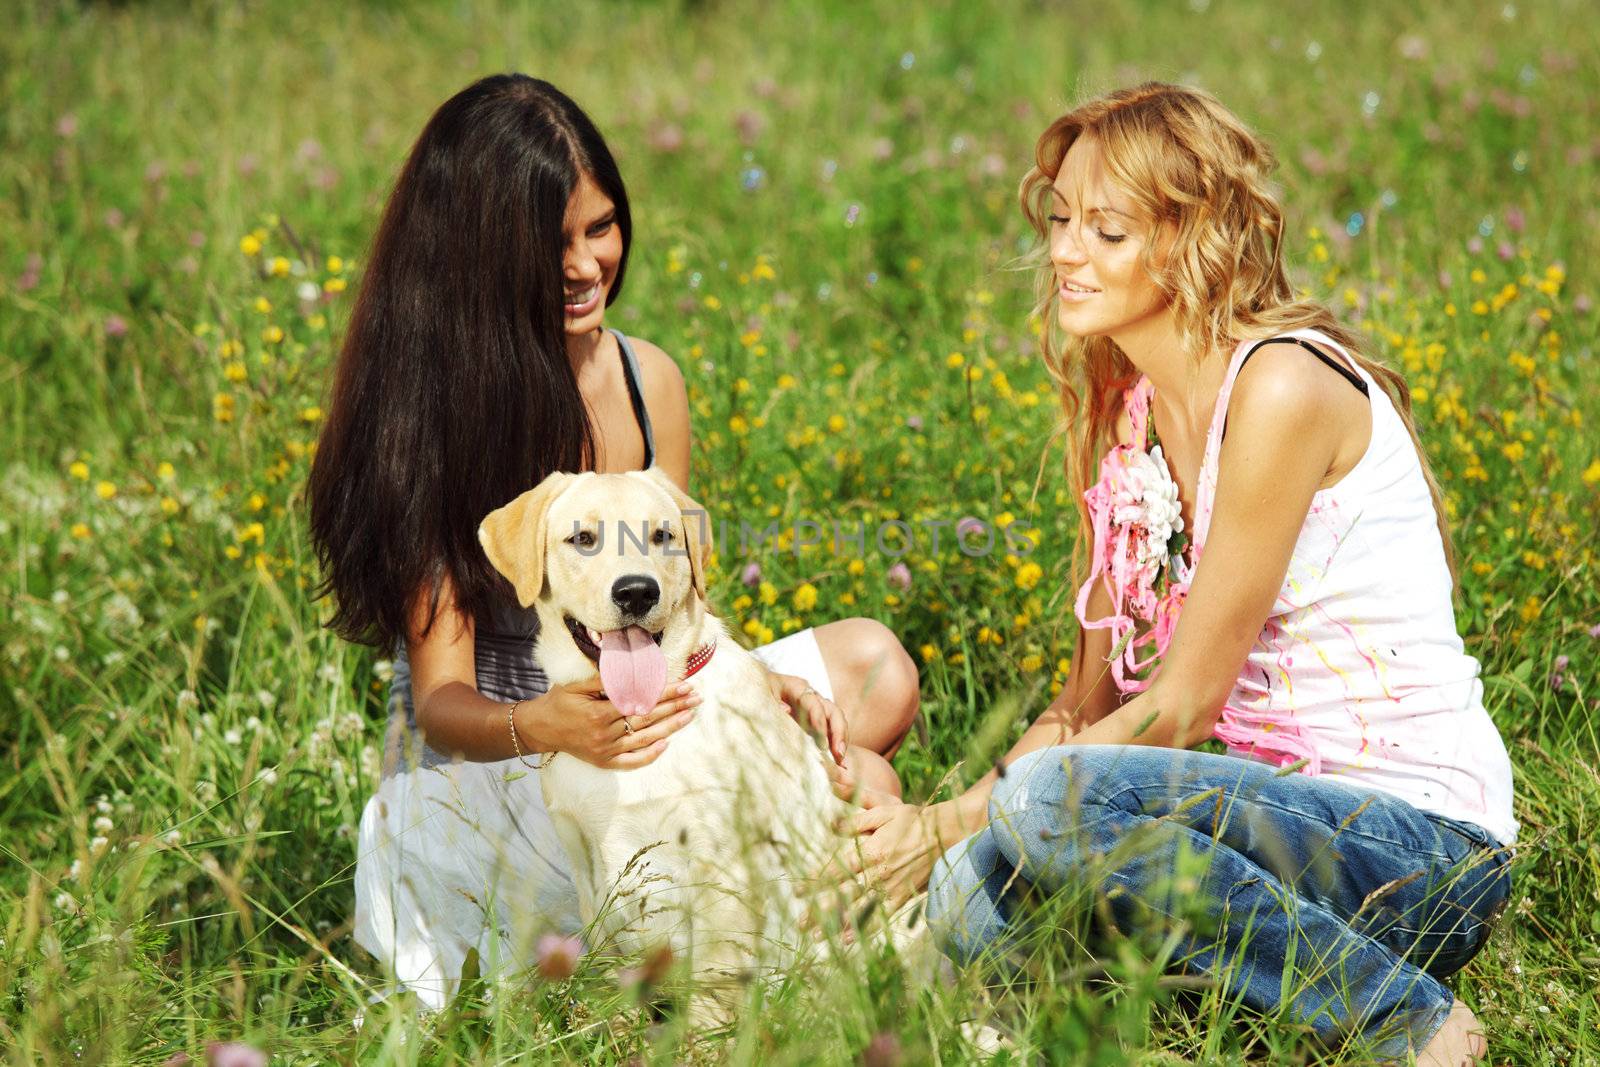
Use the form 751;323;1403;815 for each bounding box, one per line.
611;575;660;617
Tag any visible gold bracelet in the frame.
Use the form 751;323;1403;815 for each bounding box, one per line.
507;699;553;770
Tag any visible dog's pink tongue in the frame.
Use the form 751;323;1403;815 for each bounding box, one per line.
598;626;667;717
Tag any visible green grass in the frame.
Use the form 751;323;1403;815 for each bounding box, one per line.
3;0;1597;1062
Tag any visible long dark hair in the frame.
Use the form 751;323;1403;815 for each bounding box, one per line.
307;74;633;650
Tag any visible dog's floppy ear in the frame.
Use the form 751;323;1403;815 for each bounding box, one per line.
478;472;578;608
644;467;710;599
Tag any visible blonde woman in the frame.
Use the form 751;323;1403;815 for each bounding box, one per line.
845;84;1514;1065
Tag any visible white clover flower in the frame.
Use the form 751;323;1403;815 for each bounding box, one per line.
93;815;113;833
161;829;182;847
317;662;341;685
54;892;77;912
89;835;109;855
177;689;199;713
104;592;143;631
372;659;394;683
255;690;276;712
224;728;242;745
51;589;69;606
257;767;278;786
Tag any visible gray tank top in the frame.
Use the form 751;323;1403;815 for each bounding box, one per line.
383;329;657;775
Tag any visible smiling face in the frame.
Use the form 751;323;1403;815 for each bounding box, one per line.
1047;136;1173;342
561;172;624;335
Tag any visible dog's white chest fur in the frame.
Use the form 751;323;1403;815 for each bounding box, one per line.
477;470;864;1019
540;619;844;982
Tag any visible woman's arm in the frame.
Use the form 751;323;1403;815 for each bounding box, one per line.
632;337;692;491
929;591;1125;841
851;344;1351;898
407;571;514;762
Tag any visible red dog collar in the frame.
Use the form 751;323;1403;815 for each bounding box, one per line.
682;642;716;680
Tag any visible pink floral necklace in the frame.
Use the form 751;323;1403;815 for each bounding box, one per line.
1073;377;1203;694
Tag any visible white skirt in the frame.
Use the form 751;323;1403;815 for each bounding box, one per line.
351;627;835;1010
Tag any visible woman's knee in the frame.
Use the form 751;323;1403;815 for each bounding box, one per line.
816;618;920;754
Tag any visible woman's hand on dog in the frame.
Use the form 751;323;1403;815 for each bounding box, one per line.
770;672;849;766
839;799;941;912
523;680;701;769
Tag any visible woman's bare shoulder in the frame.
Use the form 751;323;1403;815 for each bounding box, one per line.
624;336;685;388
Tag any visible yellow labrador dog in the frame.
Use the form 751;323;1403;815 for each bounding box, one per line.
478;467;857;1020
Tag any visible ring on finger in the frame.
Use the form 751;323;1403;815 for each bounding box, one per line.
621;717;635;735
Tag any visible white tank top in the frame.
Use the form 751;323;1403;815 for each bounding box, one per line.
1203;328;1518;844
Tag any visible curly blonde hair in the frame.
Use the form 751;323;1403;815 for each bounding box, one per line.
1021;82;1457;595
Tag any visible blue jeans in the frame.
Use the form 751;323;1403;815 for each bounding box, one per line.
926;746;1512;1061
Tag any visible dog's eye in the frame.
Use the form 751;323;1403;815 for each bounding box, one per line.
650;526;675;546
566;529;597;548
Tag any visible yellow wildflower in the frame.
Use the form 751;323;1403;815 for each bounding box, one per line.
95;481;116;500
324;277;347;294
269;256;290;277
70;522;91;539
1015;561;1044;590
239;234;262;256
325;255;344;273
69;461;89;480
793;583;818;612
262;325;284;344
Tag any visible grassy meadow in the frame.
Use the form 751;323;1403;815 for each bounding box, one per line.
3;0;1598;1062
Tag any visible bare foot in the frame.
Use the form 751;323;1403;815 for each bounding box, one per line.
1417;999;1487;1066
